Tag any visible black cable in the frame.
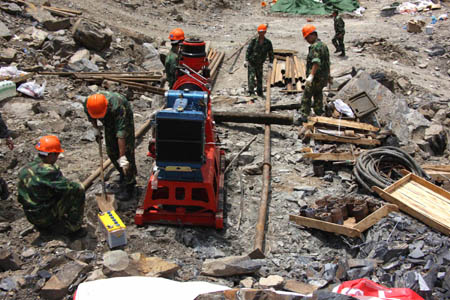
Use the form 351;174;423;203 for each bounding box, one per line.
353;146;429;192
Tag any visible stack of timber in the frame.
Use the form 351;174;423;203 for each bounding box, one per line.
300;116;381;146
38;47;224;96
271;49;306;93
207;48;225;82
39;71;167;95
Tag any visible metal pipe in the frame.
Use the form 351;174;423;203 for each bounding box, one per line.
254;67;272;252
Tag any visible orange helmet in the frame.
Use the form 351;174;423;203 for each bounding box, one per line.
86;94;108;119
35;135;64;154
302;24;316;38
169;28;185;42
257;24;267;32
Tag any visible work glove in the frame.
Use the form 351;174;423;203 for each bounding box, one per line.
244;61;248;68
118;156;130;176
305;74;314;88
93;128;103;143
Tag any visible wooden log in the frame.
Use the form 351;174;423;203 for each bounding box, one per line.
287;57;294;90
42;7;77;17
270;58;278;86
213;111;293;125
270;102;302;111
275;62;284;87
43;5;82;15
285;56;291;86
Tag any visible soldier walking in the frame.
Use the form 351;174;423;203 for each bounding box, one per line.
245;24;274;97
18;135;86;237
85;92;137;200
332;10;345;57
299;24;331;120
0;112;13;200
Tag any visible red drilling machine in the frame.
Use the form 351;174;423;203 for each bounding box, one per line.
135;39;225;229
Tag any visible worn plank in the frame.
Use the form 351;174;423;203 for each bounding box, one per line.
289;215;361;238
303;152;356;161
305;133;380;146
309;116;380;132
373;181;450;235
353;204;398;231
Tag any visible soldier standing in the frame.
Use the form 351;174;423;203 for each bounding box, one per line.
0;112;13;200
300;24;331;120
245;24;274;97
165;28;185;89
18;135;86;236
84;92;137;200
332;10;345;57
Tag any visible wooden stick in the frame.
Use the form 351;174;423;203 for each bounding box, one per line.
42;5;82;15
224;135;258;174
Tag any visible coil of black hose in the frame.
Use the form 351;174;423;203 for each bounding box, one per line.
353;146;430;192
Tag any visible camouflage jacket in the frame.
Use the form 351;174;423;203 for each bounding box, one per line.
306;39;330;84
246;37;274;66
0;112;10;139
334;15;345;35
18;157;73;212
84;91;134;140
165;48;178;88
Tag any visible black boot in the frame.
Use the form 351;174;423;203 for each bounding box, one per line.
334;49;340;53
0;178;9;200
339;51;346;57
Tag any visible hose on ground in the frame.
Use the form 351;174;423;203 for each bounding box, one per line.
353;146;430;192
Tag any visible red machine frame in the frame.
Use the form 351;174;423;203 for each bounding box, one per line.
135;39;224;229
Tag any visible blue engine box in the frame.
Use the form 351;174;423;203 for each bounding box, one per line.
155;90;209;182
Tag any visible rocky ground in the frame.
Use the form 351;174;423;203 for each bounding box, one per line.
0;0;450;299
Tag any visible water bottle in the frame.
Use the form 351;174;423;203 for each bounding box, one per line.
0;81;16;101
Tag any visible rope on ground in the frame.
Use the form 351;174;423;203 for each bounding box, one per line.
353;146;429;192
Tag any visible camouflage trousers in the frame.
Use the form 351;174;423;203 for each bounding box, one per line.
24;182;85;233
332;34;345;54
105;134;137;187
300;80;327;117
248;63;264;95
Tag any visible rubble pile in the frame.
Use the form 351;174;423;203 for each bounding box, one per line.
0;0;449;299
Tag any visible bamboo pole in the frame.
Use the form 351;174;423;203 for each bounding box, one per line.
254;66;272;252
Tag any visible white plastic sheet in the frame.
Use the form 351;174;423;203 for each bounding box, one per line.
333;99;355;118
17;80;46;98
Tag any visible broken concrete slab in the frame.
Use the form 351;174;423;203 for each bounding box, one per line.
135;254;180;277
0;248;22;271
72;19;112;51
424;124;447;156
201;255;264;277
259;275;285;289
240;277;254;288
43;18;71;32
0;48;17;63
41;261;91;300
0;21;12;39
102;250;129;273
69;49;90;64
337;71;429;143
284;279;318;295
25;6;55;24
0;3;22;15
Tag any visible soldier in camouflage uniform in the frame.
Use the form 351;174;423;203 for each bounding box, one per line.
84;92;137;200
0;112;13;200
165;28;185;88
245;24;274;97
300;24;331;119
17;135;85;236
332;10;345;57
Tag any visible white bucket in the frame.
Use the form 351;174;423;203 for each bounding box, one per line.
425;25;433;35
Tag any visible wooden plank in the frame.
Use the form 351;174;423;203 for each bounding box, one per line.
353;204;398;231
303;152;356;161
424;170;450;183
408;181;450;205
373;185;450;235
289;215;361;238
309;116;379;132
274;49;298;55
384;173;412;193
305;133;380;146
422;165;450;172
410;173;450;202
